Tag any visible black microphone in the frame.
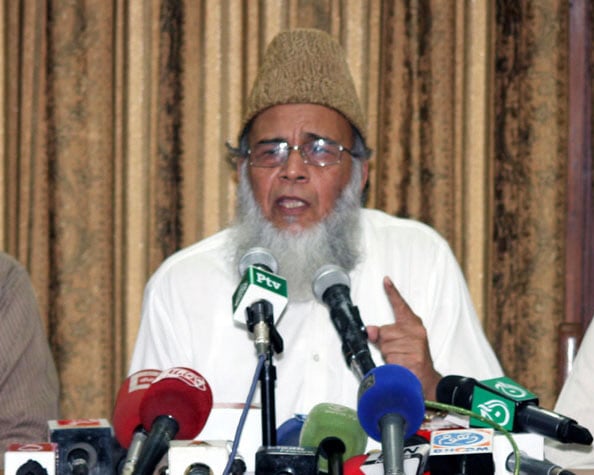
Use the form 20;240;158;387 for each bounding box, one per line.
436;375;593;445
185;462;212;474
312;264;376;380
15;460;48;475
506;451;576;475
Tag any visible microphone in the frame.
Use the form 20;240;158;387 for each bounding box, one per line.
48;419;115;475
505;451;576;475
436;375;593;445
343;435;431;475
357;365;426;475
132;367;213;475
112;369;161;474
4;443;58;475
277;415;306;446
254;445;318;475
185;463;212;474
312;264;376;380
232;247;288;328
299;403;368;474
168;440;244;475
15;459;49;475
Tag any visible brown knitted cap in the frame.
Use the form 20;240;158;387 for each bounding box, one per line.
241;28;367;140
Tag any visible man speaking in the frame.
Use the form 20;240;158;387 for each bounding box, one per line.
129;28;502;427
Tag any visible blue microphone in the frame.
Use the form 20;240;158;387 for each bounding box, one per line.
358;364;426;475
276;415;306;447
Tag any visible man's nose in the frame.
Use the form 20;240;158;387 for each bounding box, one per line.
280;147;309;182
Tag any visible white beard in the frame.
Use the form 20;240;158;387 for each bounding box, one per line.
231;162;364;302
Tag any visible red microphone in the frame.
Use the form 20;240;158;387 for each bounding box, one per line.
113;369;161;448
113;369;161;474
132;367;213;475
344;453;368;474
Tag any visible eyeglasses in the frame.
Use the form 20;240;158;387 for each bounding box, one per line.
247;138;357;168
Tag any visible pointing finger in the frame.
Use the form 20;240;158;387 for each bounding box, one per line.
383;276;415;322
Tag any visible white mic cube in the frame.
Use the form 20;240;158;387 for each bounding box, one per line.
168;440;233;474
4;442;57;475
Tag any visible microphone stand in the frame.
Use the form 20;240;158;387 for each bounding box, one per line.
246;299;284;447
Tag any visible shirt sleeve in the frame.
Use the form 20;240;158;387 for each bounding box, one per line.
544;321;594;468
0;254;60;464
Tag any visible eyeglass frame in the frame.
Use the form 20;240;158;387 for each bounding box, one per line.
224;127;373;167
244;137;361;168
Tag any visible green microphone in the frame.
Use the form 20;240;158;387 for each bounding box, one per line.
299;402;368;474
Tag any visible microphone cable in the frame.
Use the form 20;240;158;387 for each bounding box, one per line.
424;400;521;475
222;353;266;475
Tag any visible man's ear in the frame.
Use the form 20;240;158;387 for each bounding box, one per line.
360;159;370;193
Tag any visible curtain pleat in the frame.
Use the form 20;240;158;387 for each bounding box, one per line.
0;0;589;417
489;0;568;400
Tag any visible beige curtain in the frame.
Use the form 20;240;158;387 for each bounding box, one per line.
0;0;589;418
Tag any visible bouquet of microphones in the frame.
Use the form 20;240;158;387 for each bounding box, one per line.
5;367;216;475
310;263;593;475
8;249;591;475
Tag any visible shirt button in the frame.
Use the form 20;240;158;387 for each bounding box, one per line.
313;354;320;362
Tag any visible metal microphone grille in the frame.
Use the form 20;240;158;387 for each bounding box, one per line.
312;264;350;302
238;247;278;275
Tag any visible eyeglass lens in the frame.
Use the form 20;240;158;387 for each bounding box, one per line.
250;139;344;167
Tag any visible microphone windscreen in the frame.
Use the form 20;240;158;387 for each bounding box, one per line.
299;403;367;461
139;367;213;440
343;453;369;474
112;369;161;448
238;247;278;275
435;374;474;407
357;364;425;441
277;416;306;446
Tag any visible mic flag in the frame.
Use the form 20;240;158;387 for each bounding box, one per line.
428;428;495;475
232;247;288;326
168;440;242;475
48;419;114;475
436;375;593;445
4;443;58;475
